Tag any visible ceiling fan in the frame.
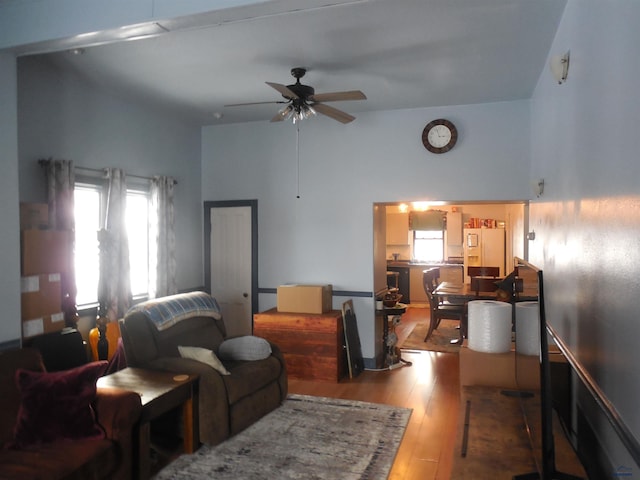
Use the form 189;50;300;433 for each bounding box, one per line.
225;67;367;124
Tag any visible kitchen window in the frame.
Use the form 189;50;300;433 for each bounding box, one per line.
74;181;153;308
413;230;444;263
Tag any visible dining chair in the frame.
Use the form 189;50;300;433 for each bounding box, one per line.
422;268;440;294
424;286;466;343
467;266;500;278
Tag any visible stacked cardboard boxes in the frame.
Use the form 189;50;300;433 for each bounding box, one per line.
19;203;69;338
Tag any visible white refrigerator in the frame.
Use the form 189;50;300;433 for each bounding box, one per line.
463;228;505;283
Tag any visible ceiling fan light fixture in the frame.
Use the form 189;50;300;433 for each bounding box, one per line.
306;104;317;117
277;104;294;120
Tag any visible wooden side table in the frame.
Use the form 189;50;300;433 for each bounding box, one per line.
254;308;347;382
97;367;199;480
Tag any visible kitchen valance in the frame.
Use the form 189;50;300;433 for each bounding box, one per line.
409;210;445;231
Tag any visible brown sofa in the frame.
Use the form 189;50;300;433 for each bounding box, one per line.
119;291;288;446
0;348;142;480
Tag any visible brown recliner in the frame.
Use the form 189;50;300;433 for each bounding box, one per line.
119;292;288;446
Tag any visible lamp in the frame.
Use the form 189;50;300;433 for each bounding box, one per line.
549;51;570;84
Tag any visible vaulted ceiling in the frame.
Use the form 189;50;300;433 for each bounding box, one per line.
22;0;567;125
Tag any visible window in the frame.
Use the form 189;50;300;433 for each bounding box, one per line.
413;230;444;263
74;181;153;308
125;189;151;298
74;184;101;306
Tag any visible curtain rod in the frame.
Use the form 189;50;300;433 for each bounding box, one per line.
39;160;177;184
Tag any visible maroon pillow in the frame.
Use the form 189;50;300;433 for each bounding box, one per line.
11;361;109;449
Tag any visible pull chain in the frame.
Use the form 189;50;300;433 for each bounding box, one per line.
296;124;300;199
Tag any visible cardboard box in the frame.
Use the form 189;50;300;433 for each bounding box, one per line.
22;312;65;338
20;202;48;230
277;284;333;314
21;229;71;275
459;340;540;391
21;273;62;320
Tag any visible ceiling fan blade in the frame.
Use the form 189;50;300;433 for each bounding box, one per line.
313;103;356;124
310;90;367;103
224;100;287;107
270;112;286;122
266;82;299;99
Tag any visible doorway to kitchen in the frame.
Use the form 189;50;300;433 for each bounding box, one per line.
372;200;529;304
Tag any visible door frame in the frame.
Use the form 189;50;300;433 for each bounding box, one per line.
204;200;259;315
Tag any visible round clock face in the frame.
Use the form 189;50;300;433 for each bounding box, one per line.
422;119;458;154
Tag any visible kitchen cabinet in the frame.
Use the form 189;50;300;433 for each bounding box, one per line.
410;267;427;303
386;212;410;245
440;265;464;283
446;211;463;246
463;228;505;282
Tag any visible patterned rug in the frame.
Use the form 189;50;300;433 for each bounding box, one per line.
154;394;412;480
399;319;461;353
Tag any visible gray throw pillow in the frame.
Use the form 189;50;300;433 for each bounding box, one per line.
178;345;230;375
218;336;272;361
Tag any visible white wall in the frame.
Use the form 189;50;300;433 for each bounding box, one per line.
531;0;640;474
17;56;204;294
202;100;532;359
0;53;22;347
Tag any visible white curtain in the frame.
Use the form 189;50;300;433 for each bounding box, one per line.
150;175;177;298
97;168;132;321
42;158;77;326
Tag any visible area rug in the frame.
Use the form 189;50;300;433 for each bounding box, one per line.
399;319;461;353
154;394;412;480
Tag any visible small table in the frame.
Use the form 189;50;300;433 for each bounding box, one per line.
434;282;538;302
97;367;200;480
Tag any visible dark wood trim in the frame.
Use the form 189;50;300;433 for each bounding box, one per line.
204;200;258;315
258;287;372;298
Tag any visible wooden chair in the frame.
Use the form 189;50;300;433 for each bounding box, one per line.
424;286;466;343
467;266;500;278
422;268;440;294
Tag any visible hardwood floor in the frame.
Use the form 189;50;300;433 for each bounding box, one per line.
288;306;460;480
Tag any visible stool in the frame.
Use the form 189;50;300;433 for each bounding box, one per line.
386;271;399;292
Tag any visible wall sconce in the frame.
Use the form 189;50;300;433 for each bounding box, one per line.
532;178;545;198
550;51;570;84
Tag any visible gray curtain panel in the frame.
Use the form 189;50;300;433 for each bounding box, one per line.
98;168;132;320
150;175;177;298
43;158;78;326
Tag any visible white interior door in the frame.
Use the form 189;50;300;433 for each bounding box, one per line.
210;206;252;337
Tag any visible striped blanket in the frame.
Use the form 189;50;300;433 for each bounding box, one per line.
128;291;222;331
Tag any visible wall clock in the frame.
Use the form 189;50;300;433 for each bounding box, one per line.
422;119;458;154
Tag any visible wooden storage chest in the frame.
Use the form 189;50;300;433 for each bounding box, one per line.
253;308;347;382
